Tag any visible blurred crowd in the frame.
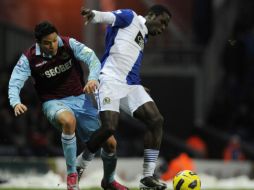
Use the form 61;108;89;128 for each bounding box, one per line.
0;64;62;157
208;31;254;141
206;1;254;160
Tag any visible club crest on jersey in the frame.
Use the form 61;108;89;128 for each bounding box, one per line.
135;31;144;50
114;10;122;14
103;97;111;105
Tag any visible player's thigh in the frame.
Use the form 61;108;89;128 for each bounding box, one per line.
133;101;162;124
72;94;101;142
76;114;101;142
120;85;154;116
42;99;74;130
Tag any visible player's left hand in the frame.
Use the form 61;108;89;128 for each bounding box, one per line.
81;7;95;25
83;80;98;94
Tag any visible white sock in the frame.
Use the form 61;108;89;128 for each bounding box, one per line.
143;149;159;177
76;147;95;169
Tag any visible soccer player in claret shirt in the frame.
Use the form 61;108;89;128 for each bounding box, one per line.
81;4;171;190
8;21;128;190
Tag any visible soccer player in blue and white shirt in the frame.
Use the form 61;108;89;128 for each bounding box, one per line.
81;4;171;190
8;21;128;190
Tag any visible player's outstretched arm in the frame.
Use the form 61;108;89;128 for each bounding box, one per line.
8;54;31;113
81;7;115;25
81;8;95;25
14;103;28;117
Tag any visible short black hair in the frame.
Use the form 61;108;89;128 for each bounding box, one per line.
148;4;172;18
34;21;58;42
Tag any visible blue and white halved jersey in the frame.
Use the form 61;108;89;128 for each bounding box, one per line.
100;9;148;85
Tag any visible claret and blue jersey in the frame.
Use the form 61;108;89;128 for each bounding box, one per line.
100;9;148;85
8;36;101;107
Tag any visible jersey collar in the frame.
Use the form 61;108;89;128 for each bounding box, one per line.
35;36;64;58
138;15;148;35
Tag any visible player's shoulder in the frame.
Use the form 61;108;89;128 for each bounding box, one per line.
58;35;81;50
112;9;137;17
23;44;36;59
59;35;71;45
111;9;138;27
60;36;82;45
113;9;134;13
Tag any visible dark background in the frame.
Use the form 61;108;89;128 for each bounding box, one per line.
1;0;254;162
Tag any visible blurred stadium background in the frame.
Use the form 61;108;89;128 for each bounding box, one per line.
1;0;254;189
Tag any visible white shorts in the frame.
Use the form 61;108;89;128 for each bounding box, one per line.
96;77;153;115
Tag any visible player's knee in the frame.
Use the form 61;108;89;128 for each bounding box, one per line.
57;112;76;132
149;114;164;132
104;136;117;153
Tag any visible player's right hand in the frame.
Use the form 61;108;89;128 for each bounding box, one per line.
81;8;95;25
14;103;27;117
83;79;99;94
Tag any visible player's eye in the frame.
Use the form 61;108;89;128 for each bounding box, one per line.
42;41;51;46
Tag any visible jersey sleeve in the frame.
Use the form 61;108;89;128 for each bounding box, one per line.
8;54;31;108
91;10;115;25
69;38;101;81
112;9;134;28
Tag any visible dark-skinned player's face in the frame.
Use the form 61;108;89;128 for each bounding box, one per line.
39;32;58;56
146;12;171;36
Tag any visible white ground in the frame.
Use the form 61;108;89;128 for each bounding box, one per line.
1;170;254;189
1;158;253;189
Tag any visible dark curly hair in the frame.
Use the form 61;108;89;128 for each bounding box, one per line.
34;21;58;42
148;4;172;18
